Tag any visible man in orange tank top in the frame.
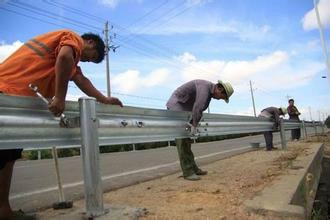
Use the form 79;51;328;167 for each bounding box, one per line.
0;30;122;219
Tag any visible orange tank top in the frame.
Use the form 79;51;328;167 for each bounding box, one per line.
0;30;83;98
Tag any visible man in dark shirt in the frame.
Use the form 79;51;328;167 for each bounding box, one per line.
259;107;287;151
166;79;234;181
287;99;301;140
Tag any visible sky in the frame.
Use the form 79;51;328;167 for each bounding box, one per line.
0;0;330;121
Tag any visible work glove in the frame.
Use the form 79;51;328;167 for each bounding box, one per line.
186;122;199;137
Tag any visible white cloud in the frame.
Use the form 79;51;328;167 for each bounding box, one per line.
302;0;330;31
99;0;143;8
132;11;271;41
0;41;23;63
99;0;119;8
106;50;324;111
186;0;213;6
179;50;289;84
112;68;170;92
178;52;197;63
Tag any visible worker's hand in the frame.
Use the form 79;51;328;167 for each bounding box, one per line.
186;122;198;136
100;97;123;107
48;97;65;117
190;126;198;136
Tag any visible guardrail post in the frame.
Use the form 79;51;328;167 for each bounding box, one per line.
303;121;308;140
280;119;287;150
322;122;325;135
301;121;305;140
313;121;317;136
79;97;104;218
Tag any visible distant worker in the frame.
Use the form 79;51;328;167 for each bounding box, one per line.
0;30;123;220
258;107;287;151
287;99;301;141
166;79;234;181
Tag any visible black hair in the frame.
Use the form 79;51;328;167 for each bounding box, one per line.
288;99;294;103
81;33;105;63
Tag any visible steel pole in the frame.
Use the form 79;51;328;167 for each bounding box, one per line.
79;97;104;217
280;119;287;150
105;21;111;97
313;121;317;136
314;0;330;80
302;121;308;140
249;80;256;117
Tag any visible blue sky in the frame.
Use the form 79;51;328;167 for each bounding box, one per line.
0;0;329;121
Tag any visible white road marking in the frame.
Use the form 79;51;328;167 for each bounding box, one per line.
10;146;251;200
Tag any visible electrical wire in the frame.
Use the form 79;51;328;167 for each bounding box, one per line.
125;0;169;28
0;7;85;33
42;0;105;23
8;1;102;32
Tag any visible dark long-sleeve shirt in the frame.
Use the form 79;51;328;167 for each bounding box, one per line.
287;105;300;121
259;107;281;127
166;79;215;127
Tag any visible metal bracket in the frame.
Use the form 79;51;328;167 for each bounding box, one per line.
59;117;81;128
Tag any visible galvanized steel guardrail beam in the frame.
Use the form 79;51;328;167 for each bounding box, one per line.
0;94;276;149
0;94;324;218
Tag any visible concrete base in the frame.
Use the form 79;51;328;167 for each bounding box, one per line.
44;205;148;220
245;143;324;220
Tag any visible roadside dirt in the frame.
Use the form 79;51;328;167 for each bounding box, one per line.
38;132;329;220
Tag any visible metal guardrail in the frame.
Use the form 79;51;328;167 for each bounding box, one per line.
0;94;275;149
0;94;325;217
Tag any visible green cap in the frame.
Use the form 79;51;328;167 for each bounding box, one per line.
218;80;234;103
280;107;288;115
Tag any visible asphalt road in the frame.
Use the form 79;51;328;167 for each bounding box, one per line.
9;132;290;211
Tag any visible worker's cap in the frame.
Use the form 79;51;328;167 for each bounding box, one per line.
280;107;288;115
218;80;234;103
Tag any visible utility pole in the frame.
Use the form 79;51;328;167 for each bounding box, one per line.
309;106;313;121
314;0;330;81
104;21;111;97
249;80;257;117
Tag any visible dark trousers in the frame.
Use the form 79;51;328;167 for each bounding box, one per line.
263;131;273;150
0;91;23;169
291;129;301;140
175;138;199;177
0;149;23;170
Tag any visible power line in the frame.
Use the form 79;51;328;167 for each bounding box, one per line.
7;1;102;32
116;38;208;75
68;85;166;102
125;0;169;28
115;31;217;76
0;7;84;33
5;0;218;82
2;4;191;79
139;3;196;35
112;92;167;102
37;0;216;76
42;0;105;23
128;0;186;36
